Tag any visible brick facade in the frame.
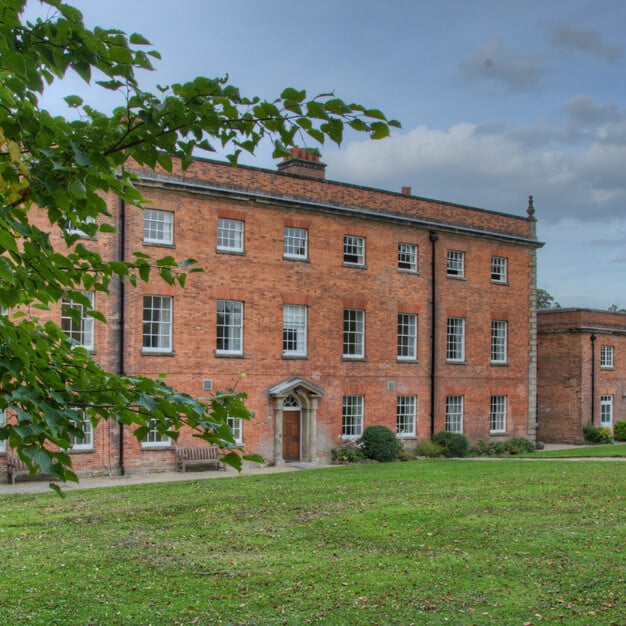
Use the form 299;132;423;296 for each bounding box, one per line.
537;309;626;443
3;152;542;475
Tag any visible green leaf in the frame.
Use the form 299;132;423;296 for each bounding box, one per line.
129;32;151;45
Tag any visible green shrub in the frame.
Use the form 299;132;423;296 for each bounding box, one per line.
432;431;469;458
331;442;365;464
614;421;626;442
414;440;444;458
360;425;401;462
397;447;416;462
507;437;536;453
598;426;613;444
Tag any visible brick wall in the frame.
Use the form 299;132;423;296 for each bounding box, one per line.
6;155;540;475
537;309;626;443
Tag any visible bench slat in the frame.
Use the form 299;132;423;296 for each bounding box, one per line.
175;446;224;472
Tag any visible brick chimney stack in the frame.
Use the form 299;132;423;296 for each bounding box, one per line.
277;147;326;179
401;186;412;196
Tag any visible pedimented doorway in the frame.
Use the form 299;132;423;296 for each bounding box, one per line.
269;378;324;464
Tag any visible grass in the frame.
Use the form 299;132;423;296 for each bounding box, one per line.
527;443;626;458
0;460;624;625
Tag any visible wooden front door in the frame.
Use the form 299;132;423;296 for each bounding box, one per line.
283;411;301;461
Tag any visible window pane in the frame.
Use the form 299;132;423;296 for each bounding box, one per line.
396;395;416;436
61;292;95;350
283;305;307;355
144;209;173;244
343;235;365;265
217;218;244;252
142;419;172;447
447;250;464;277
491;256;507;282
142;295;172;351
397;313;417;359
342;395;364;438
490;395;507;433
446;317;465;361
343;309;365;357
445;395;463;433
491;320;507;363
284;227;308;259
398;243;418;272
217;300;243;353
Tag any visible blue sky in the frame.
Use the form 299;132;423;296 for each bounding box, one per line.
33;0;626;308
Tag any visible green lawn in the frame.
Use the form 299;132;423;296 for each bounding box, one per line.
527;443;626;458
0;461;624;625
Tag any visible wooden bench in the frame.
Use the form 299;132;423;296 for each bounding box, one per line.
6;456;31;484
176;445;225;472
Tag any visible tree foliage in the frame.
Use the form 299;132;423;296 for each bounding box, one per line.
0;0;400;489
536;288;560;309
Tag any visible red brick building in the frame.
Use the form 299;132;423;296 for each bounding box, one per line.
3;150;542;475
537;308;626;443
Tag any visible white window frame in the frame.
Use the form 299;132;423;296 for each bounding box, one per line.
227;416;243;445
447;250;465;277
600;345;614;369
283;227;308;260
446;317;465;362
343;235;365;266
600;395;613;428
342;395;364;439
490;395;507;434
397;313;417;361
445;395;464;433
216;300;243;355
398;243;418;273
142;295;173;353
343;309;365;359
62;291;95;351
144;209;174;245
396;395;416;437
65;216;96;239
217;218;244;253
491;320;508;364
141;419;172;448
0;409;6;454
491;256;508;283
69;408;94;451
283;305;307;357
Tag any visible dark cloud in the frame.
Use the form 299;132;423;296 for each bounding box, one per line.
550;25;623;61
461;41;544;90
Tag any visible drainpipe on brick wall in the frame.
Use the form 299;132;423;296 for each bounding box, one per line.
590;334;596;426
429;231;439;439
118;198;126;476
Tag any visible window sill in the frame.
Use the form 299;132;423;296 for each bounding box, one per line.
446;274;467;280
342;356;366;362
143;241;175;248
283;256;310;263
142;350;175;356
141;445;173;451
342;263;367;269
490;361;510;367
282;354;309;360
216;248;246;256
215;351;245;358
398;269;419;275
489;432;508;437
491;280;509;286
446;359;466;365
600;367;615;371
397;358;418;364
68;448;95;454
